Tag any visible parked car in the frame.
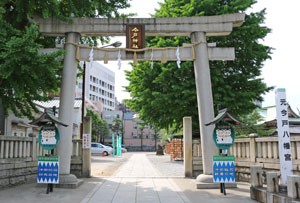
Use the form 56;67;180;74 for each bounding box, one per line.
105;144;127;153
91;143;113;156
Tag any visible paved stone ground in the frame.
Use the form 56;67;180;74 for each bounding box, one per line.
91;152;184;178
83;153;189;203
146;153;184;177
0;152;256;203
145;153;255;202
91;152;132;177
83;152;255;203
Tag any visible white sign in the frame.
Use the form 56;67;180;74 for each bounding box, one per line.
82;133;91;149
41;130;57;145
216;129;233;144
275;88;293;185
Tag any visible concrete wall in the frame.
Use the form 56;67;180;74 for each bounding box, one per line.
0;159;37;189
3;111;38;137
0;159;82;190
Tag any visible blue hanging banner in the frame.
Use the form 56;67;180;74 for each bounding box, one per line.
117;136;122;156
112;134;115;157
37;156;59;184
213;154;235;183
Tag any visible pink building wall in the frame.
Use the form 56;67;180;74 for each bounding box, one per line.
123;116;157;151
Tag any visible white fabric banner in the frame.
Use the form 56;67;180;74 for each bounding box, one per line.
275;88;293;185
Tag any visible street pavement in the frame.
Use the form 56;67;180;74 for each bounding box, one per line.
0;152;256;203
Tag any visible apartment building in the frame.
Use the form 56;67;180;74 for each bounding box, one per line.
76;61;116;112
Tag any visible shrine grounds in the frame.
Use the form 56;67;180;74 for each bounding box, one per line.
0;152;255;203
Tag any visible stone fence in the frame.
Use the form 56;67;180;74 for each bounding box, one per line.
2;133;300;188
192;134;300;181
0;136;82;189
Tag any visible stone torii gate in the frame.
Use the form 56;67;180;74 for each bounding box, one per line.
35;13;245;185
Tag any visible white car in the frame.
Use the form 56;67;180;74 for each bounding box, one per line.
91;143;113;156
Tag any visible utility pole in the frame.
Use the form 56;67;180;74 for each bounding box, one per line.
140;126;144;151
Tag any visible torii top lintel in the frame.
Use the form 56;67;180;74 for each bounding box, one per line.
33;13;245;37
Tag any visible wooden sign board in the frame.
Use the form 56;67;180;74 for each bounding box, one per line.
126;24;145;50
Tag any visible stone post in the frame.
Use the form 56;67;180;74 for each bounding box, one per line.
183;117;193;177
191;32;218;181
82;117;91;177
57;32;80;183
287;175;300;199
250;165;263;187
266;172;279;193
249;133;258;163
31;136;37;161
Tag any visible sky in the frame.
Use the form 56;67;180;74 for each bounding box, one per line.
100;0;300;113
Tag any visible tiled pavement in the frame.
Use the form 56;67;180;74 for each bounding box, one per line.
81;153;255;203
82;153;189;203
0;152;256;203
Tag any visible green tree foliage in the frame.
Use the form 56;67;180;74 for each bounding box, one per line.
234;108;275;137
0;0;130;118
112;117;123;136
111;117;124;144
0;9;63;118
87;109;109;142
126;0;272;130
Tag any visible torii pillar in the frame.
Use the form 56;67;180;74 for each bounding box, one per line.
192;32;218;183
57;32;82;186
